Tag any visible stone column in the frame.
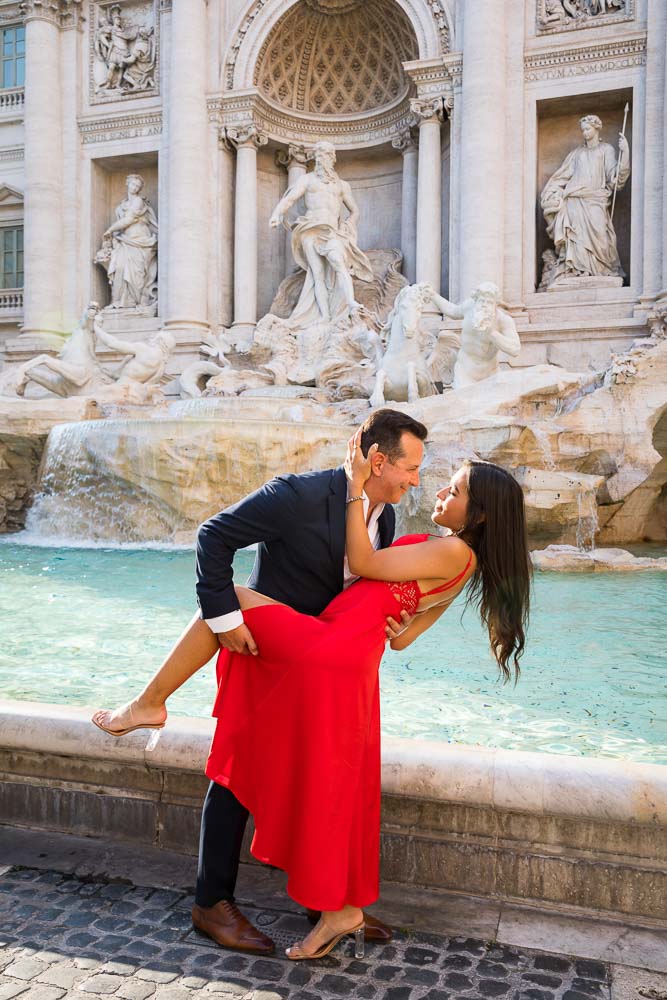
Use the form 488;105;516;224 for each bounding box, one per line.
228;124;268;347
458;0;506;298
163;0;210;340
633;0;661;305
659;2;667;300
20;1;65;345
392;129;418;284
412;98;443;293
276;144;308;276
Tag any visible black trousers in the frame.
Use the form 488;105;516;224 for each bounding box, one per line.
195;780;249;907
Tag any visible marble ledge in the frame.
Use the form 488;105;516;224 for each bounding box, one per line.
1;699;666;826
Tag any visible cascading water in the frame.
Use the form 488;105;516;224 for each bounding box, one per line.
25;420;182;543
23;415;352;544
531;426;557;471
575;488;599;552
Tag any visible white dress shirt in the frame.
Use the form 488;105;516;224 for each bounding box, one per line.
205;486;385;633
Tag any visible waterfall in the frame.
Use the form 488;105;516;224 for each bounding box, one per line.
575;488;599;552
531;426;557;471
23;415;350;545
25;420;180;544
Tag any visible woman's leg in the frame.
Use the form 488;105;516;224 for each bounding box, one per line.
92;611;218;732
92;588;284;734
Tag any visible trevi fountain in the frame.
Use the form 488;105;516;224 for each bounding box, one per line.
0;0;665;929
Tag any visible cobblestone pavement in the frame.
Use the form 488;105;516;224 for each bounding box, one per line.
0;866;641;1000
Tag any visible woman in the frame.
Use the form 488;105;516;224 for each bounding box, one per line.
93;441;530;960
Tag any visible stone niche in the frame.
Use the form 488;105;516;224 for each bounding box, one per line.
90;152;159;335
256;143;405;320
535;89;633;291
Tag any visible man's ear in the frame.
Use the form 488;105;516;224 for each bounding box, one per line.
370;449;386;476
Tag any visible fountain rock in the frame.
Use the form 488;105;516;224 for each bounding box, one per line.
532;545;667;572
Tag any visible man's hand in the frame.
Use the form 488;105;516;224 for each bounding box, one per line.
217;623;259;656
385;610;413;640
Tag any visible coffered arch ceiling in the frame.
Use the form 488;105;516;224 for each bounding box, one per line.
254;0;419;116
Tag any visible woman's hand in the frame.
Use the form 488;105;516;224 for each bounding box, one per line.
344;430;377;492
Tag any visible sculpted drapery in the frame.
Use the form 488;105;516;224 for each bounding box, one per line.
541;115;630;281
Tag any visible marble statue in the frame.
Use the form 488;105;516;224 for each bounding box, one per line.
429;283;521;389
95;4;155;94
369;283;437;406
13;303;112;398
95;174;158;314
177;331;233;398
540;115;630;286
268;141;374;326
93;319;175;386
122;27;156;91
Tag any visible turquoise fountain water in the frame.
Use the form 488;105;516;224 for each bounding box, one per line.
1;539;665;763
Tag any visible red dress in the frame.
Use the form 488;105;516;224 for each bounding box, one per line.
205;533;472;911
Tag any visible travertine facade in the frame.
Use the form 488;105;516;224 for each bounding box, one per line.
0;0;663;375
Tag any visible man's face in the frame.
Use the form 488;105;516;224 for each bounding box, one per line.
372;432;424;505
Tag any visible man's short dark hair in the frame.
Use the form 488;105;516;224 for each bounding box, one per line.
359;408;428;462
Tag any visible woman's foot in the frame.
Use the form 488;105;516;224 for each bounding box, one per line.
286;906;364;960
91;698;167;737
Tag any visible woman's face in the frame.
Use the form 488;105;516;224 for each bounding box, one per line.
431;467;470;533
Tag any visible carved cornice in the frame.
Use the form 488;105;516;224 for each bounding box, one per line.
403;55;457;103
0;2;24;24
20;0;83;27
208;88;422;150
77;109;162;143
525;33;646;81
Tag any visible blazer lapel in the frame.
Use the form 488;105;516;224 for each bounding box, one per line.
378;503;396;549
328;467;347;589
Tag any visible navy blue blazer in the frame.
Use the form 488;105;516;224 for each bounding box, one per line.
196;466;396;620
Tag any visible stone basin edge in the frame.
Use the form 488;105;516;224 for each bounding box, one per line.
2;699;665;827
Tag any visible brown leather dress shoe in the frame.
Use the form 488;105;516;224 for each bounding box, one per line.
192;901;275;955
305;908;393;942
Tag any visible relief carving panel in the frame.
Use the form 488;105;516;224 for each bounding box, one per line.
537;0;633;34
90;1;159;104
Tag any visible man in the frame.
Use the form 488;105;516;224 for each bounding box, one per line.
269;141;374;326
192;408;428;955
427;283;521;389
540;114;630;284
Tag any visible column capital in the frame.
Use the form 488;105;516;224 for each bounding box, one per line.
20;0;82;27
275;143;308;170
392;125;419;154
410;96;444;125
225;122;269;151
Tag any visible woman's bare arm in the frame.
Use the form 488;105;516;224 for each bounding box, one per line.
389;602;449;651
345;436;469;582
347;494;469;582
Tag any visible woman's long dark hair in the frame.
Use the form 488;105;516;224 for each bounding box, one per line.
460;460;531;683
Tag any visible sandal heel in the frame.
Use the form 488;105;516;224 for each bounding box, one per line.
354;926;365;959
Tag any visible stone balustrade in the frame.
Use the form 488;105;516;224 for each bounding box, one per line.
0;288;24;311
0;87;24;114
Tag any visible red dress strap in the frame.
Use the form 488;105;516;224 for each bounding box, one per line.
420;549;474;597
